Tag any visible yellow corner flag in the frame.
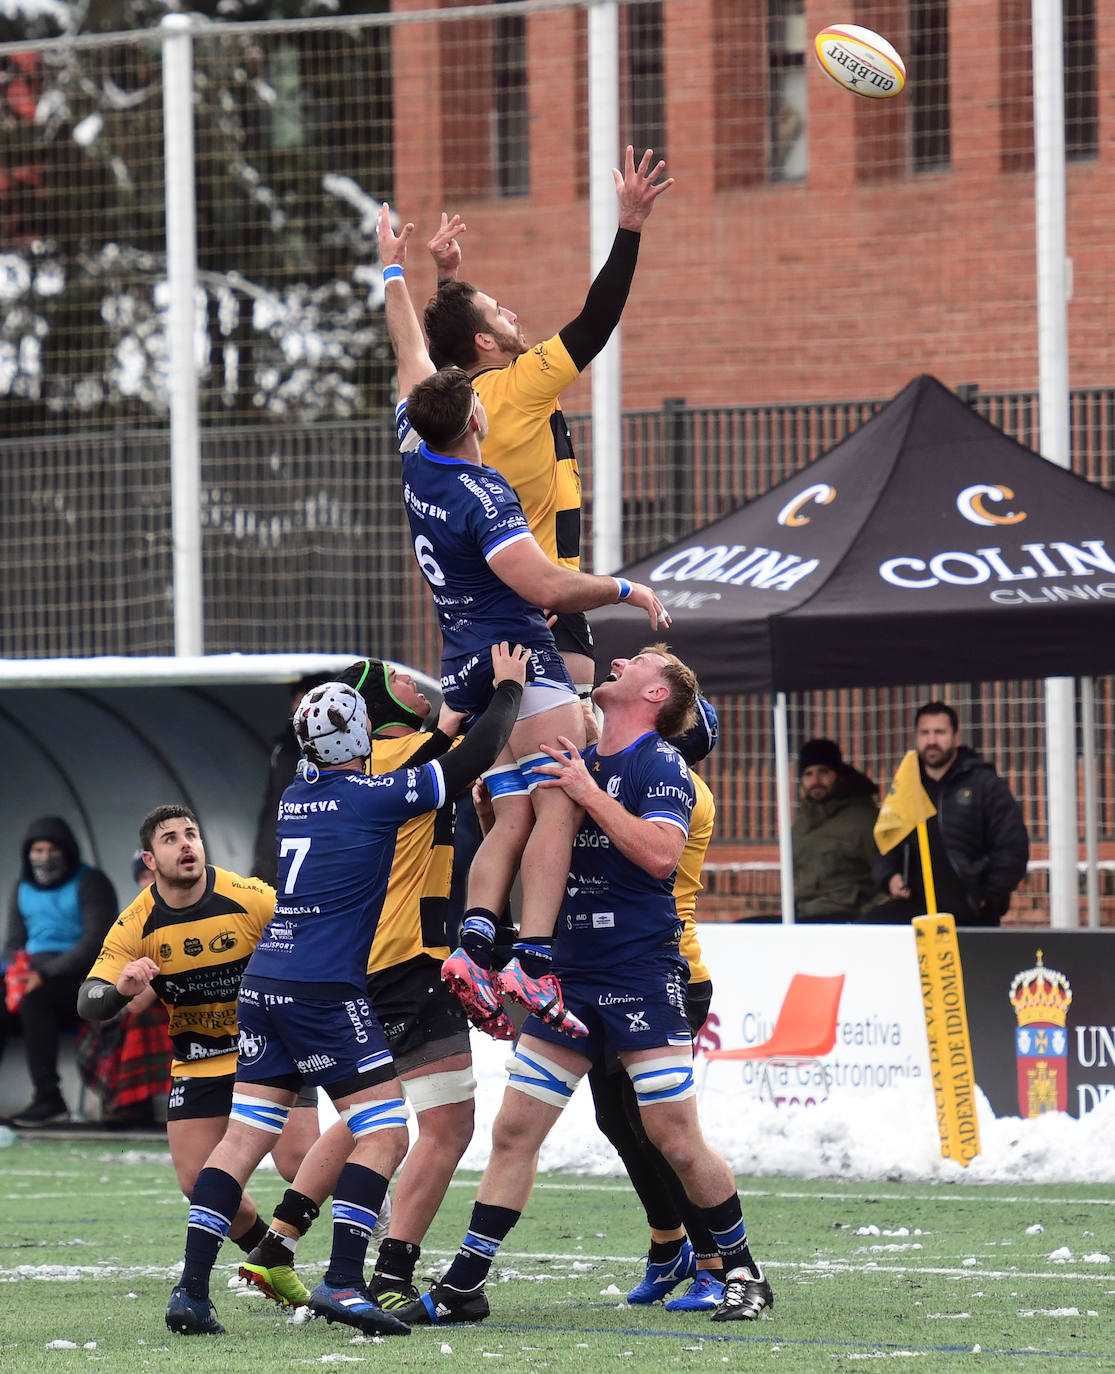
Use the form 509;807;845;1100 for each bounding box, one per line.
874;750;936;855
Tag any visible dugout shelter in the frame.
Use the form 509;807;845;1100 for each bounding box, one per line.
0;654;441;909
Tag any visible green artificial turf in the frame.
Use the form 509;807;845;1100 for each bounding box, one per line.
2;1137;1114;1372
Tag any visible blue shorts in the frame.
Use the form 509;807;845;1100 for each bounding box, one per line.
236;977;396;1093
443;643;574;720
524;950;692;1061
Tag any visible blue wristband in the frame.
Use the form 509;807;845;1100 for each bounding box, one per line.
615;577;632;601
382;264;404;284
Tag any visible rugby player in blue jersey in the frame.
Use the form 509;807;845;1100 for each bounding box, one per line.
376;197;670;1048
165;644;527;1338
396;649;773;1327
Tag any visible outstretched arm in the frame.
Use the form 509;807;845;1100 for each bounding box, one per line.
429;211;466;287
377;202;435;399
559;146;673;371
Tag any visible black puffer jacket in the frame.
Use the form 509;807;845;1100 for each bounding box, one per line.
872;747;1029;923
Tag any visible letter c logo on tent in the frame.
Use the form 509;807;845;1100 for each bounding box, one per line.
957;484;1027;527
777;483;836;528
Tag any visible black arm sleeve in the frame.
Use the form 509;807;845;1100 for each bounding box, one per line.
77;976;133;1021
404;728;455;769
558;228;641;372
438;681;523;799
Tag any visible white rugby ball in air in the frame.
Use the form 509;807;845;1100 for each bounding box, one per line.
814;24;906;99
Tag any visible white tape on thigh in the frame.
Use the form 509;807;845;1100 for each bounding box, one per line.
340;1096;410;1140
404;1066;477;1113
627;1055;696;1105
506;1045;581;1109
229;1092;291;1136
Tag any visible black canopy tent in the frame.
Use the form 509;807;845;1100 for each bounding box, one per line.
590;375;1115;923
590;374;1115;693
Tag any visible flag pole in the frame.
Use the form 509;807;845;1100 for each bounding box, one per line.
916;822;937;915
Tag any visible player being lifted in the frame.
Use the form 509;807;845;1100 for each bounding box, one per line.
376;158;670;1041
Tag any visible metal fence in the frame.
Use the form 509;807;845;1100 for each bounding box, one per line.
3;388;1114;849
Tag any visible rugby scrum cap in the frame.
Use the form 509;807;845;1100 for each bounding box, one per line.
668;695;719;766
334;658;425;735
293;681;370;765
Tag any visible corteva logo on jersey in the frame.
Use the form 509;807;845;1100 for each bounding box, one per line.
650;544;819;592
880;539;1115;602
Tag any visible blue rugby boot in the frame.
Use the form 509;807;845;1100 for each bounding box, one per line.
626;1239;697;1304
665;1270;726;1311
165;1285;225;1335
308;1280;410;1336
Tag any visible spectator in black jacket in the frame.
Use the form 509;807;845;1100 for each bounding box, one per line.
3;816;118;1126
868;702;1029;926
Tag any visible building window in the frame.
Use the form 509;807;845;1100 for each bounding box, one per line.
1064;0;1097;161
493;8;530;196
622;2;665;161
910;0;950;171
767;0;807;182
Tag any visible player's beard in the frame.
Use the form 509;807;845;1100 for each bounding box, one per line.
491;318;528;357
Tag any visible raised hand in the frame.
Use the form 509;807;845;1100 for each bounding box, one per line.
377;202;414;270
614;145;674;232
428;212;467;278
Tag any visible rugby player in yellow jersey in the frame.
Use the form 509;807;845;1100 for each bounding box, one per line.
239;657;494;1312
424;146;671;723
77;806;319;1262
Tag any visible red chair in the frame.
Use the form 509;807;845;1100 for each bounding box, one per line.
701;973;846;1102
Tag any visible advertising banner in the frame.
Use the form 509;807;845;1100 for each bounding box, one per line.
957;930;1115;1119
697;924;930;1104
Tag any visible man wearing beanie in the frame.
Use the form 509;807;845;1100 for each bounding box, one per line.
792;740;880;922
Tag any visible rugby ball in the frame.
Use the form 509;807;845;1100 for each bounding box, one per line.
814;24;905;99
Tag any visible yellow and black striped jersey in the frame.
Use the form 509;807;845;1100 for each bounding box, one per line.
365;733;455;974
86;866;275;1079
472;331;583;571
676;770;713;985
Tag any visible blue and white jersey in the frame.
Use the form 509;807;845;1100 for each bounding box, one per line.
556;732;696;972
397;400;555;669
245;759;446;996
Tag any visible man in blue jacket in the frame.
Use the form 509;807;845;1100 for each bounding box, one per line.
3;816;117;1126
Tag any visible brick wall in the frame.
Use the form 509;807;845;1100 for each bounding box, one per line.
391;1;1112;413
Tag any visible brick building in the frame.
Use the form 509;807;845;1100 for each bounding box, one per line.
391;0;1109;413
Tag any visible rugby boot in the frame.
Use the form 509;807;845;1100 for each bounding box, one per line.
368;1275;420;1312
165;1285;225;1335
497;958;588;1038
626;1239;696;1304
238;1259;310;1307
441;948;516;1039
395;1280;490;1326
665;1270;726;1311
710;1264;774;1322
307;1280;410;1336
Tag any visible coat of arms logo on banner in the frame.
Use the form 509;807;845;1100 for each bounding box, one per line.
1008;951;1072;1116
